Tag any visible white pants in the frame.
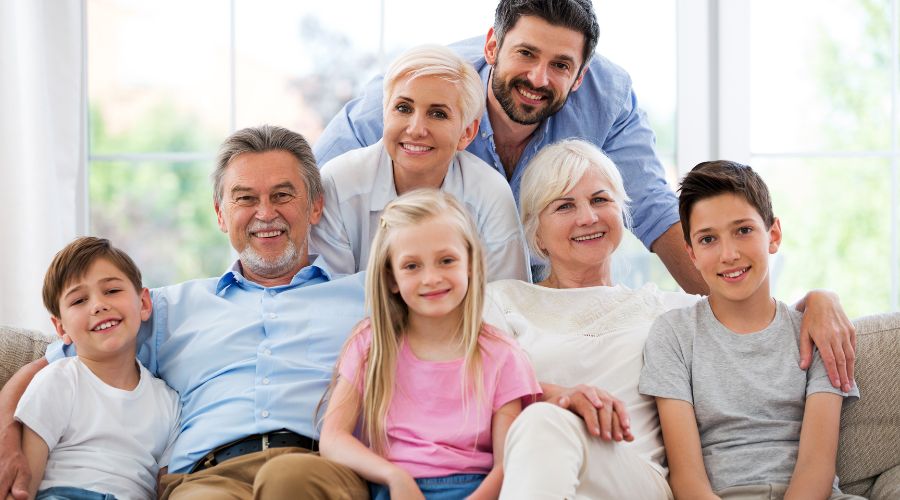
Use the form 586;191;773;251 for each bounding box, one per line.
500;402;672;500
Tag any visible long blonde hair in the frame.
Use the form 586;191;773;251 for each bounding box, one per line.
362;188;487;454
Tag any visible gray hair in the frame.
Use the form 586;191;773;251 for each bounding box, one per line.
519;139;630;261
212;125;323;206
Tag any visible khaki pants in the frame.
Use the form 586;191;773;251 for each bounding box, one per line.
717;484;865;500
159;447;368;500
500;402;673;500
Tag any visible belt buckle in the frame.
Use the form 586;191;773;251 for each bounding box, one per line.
262;433;270;451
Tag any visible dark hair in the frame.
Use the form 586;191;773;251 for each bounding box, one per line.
678;160;775;245
43;237;143;318
493;0;599;70
212;125;323;207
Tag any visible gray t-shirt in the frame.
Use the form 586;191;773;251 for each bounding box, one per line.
638;298;859;492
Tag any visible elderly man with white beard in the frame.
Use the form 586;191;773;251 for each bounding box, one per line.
0;125;371;500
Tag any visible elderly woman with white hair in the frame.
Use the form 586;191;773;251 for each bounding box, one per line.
485;139;854;499
309;44;529;281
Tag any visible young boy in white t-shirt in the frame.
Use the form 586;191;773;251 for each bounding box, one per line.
639;161;860;500
14;237;180;500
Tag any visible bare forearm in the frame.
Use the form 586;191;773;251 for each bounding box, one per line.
468;466;502;500
319;431;404;486
0;358;48;499
651;223;708;295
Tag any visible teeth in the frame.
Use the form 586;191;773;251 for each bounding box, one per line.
255;230;282;238
518;87;543;100
573;232;605;242
402;143;431;152
722;268;747;278
93;320;119;331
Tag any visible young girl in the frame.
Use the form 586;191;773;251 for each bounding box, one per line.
319;189;541;500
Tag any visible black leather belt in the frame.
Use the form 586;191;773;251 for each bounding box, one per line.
190;429;318;473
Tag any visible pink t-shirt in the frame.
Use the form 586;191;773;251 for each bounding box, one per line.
338;322;541;478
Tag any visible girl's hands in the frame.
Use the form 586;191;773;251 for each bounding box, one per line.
545;384;633;442
387;467;425;500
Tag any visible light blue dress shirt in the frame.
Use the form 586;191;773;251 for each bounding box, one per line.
314;36;679;249
46;257;367;473
309;140;530;282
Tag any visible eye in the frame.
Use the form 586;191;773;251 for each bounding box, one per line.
234;195;257;207
401;262;419;271
105;288;123;295
591;196;610;205
440;256;457;266
698;235;715;246
272;192;295;204
395;102;412;114
552;61;571;71
517;49;533;58
69;296;87;307
555;202;574;211
429;109;449;120
737;226;753;235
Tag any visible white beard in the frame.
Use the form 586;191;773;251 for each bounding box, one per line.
239;239;300;279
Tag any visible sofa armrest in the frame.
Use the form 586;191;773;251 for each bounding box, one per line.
837;312;900;498
0;326;54;389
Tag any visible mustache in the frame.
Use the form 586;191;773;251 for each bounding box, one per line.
247;218;289;234
509;77;554;98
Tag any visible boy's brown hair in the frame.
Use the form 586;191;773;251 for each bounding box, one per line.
42;237;143;318
678;160;775;245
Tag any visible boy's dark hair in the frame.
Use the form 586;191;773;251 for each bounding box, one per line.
493;0;600;71
42;237;143;318
678;160;775;245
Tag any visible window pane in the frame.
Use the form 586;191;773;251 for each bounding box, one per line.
90;161;232;288
750;0;892;153
754;157;892;317
88;0;230;154
233;0;383;142
382;0;496;52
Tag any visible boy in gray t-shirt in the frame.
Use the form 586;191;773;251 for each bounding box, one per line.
639;161;860;500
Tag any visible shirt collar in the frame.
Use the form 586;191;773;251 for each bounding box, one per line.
370;140;398;212
215;255;332;294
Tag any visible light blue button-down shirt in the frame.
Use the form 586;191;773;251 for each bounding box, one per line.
46;257;367;473
314;36;679;249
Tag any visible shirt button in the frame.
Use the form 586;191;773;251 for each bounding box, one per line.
262;378;270;385
268;313;277;319
268;290;276;296
481;132;487;138
261;410;270;418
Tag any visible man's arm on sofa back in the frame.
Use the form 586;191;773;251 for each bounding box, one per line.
0;358;48;500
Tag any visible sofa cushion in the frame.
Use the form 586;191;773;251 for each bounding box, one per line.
0;326;53;389
837;312;900;498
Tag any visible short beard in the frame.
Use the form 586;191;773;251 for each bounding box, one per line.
239;240;301;279
490;65;570;125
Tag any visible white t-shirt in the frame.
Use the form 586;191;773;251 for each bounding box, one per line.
484;279;698;475
15;357;180;500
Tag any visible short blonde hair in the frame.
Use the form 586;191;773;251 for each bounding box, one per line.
382;44;485;128
519;139;631;262
361;188;486;454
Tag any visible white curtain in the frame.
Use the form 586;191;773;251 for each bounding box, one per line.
0;1;85;334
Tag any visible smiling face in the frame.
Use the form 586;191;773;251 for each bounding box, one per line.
536;168;623;281
215;150;323;286
485;15;587;126
388;215;470;325
52;257;151;364
686;193;782;309
383;75;479;193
